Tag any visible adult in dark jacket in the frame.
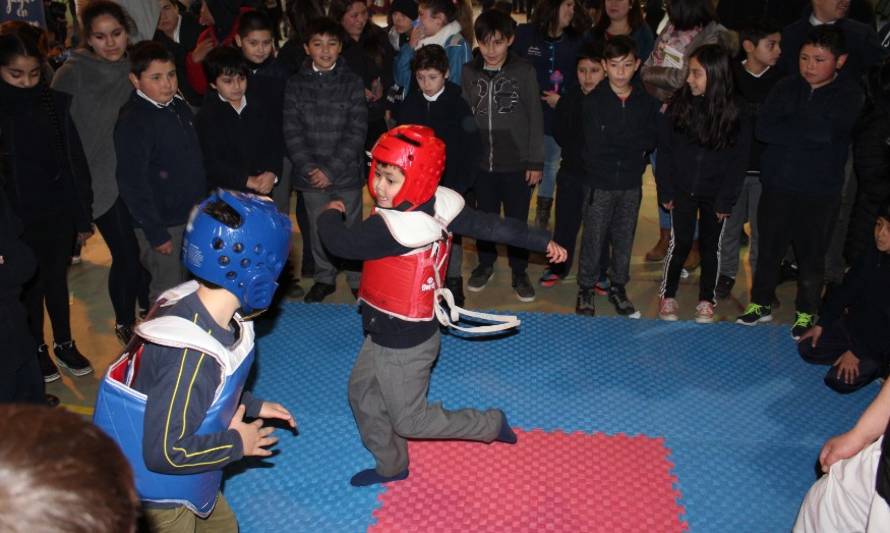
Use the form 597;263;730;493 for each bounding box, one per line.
512;0;589;228
717;0;808;31
798;208;890;393
0;33;95;382
330;0;396;149
154;0;203;106
587;0;655;62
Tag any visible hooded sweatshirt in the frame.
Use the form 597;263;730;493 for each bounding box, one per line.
51;48;132;219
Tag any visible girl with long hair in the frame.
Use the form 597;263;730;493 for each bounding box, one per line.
655;44;750;323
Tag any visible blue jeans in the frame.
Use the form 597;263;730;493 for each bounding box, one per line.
537;135;561;199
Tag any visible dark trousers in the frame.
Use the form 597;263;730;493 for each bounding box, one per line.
661;192;725;303
751;188;840;313
21;213;75;345
0;302;44;404
578;187;641;289
295;191;314;276
94;198;150;327
798;317;886;393
549;173;585;277
474;170;533;275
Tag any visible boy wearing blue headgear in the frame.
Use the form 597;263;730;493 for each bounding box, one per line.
93;190;296;533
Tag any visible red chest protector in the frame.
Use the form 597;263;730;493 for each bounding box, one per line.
359;187;464;321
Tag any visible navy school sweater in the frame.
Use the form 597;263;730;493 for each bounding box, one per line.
732;61;783;174
551;83;586;179
114;92;207;247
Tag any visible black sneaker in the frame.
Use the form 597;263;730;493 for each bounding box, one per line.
53;341;93;376
779;260;799;284
608;285;640;318
304;282;335;303
715;275;735;300
736;303;772;326
575;287;595;316
445;276;465;307
791;311;816;341
285;282;306;299
38;344;60;383
511;273;535;302
114;324;135;346
467;264;494;292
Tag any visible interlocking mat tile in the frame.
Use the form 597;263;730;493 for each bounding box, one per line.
222;304;876;532
371;430;686;533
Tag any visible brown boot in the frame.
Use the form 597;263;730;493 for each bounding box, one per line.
645;228;671;262
683;240;701;270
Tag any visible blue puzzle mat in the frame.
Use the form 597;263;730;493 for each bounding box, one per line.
223;303;877;532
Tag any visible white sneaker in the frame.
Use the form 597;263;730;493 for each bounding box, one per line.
659;298;679;321
694;301;715;324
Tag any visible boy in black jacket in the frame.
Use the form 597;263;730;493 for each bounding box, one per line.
195;46;282;195
797;200;890;393
738;27;865;340
715;19;783;300
541;43;605;290
317;125;566;488
115;42;207;302
395;44;481;306
576;36;659;317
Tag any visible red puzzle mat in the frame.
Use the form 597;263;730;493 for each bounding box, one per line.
371;429;687;532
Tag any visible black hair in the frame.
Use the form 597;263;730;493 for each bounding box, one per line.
666;0;715;31
802;25;847;58
420;0;475;45
667;44;740;150
533;0;592;38
129;40;174;76
739;17;781;49
602;34;638;60
286;0;325;44
878;198;890;223
79;0;132;41
474;9;516;43
237;10;275;38
592;0;644;35
412;44;449;74
328;0;391;69
327;0;367;31
577;40;604;64
204;197;242;228
302;17;344;45
203;45;249;83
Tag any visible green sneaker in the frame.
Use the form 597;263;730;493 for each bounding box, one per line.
736;303;773;326
791;311;816;341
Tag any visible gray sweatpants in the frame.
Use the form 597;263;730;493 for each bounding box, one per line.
347;331;503;476
577;187;641;289
302;188;362;288
135;224;187;303
719;174;761;278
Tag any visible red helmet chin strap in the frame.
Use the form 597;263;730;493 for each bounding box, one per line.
368;125;446;210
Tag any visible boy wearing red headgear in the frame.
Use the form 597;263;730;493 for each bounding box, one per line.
318;125;567;487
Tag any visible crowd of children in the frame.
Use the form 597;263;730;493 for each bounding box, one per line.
1;0;890;529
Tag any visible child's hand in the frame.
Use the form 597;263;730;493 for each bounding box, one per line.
323;200;346;213
191;38;215;63
716;212;730;221
259;401;297;429
229;404;278;457
248;172;276;195
525;170;543;185
154;240;173;255
546;241;568;263
408;25;424;48
77;230;94;244
308;168;332;189
798;325;823;347
541;91;560;108
819;429;870;473
833;350;861;385
661;200;674;211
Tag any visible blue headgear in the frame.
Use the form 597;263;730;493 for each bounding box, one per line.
182;190;291;313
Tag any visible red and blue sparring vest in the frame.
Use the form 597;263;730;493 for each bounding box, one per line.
359;187;521;334
93;281;255;517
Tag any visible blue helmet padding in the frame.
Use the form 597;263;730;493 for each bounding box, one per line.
182;190;291;312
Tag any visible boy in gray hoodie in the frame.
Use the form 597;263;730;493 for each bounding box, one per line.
461;9;544;302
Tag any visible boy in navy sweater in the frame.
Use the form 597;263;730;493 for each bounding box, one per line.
395;44;481;306
738;26;865;340
195;46;282;195
115;42;206;302
576;36;659;317
715;19;783;300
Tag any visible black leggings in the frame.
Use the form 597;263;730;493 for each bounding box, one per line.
94;198;150;327
0;302;44;403
21;213;75;346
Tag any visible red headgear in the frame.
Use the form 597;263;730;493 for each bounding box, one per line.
368;125;446;211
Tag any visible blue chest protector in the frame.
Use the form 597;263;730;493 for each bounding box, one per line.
93;282;255;517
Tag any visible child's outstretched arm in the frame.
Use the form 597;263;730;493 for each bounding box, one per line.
316;203;410;261
449;206;565;259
